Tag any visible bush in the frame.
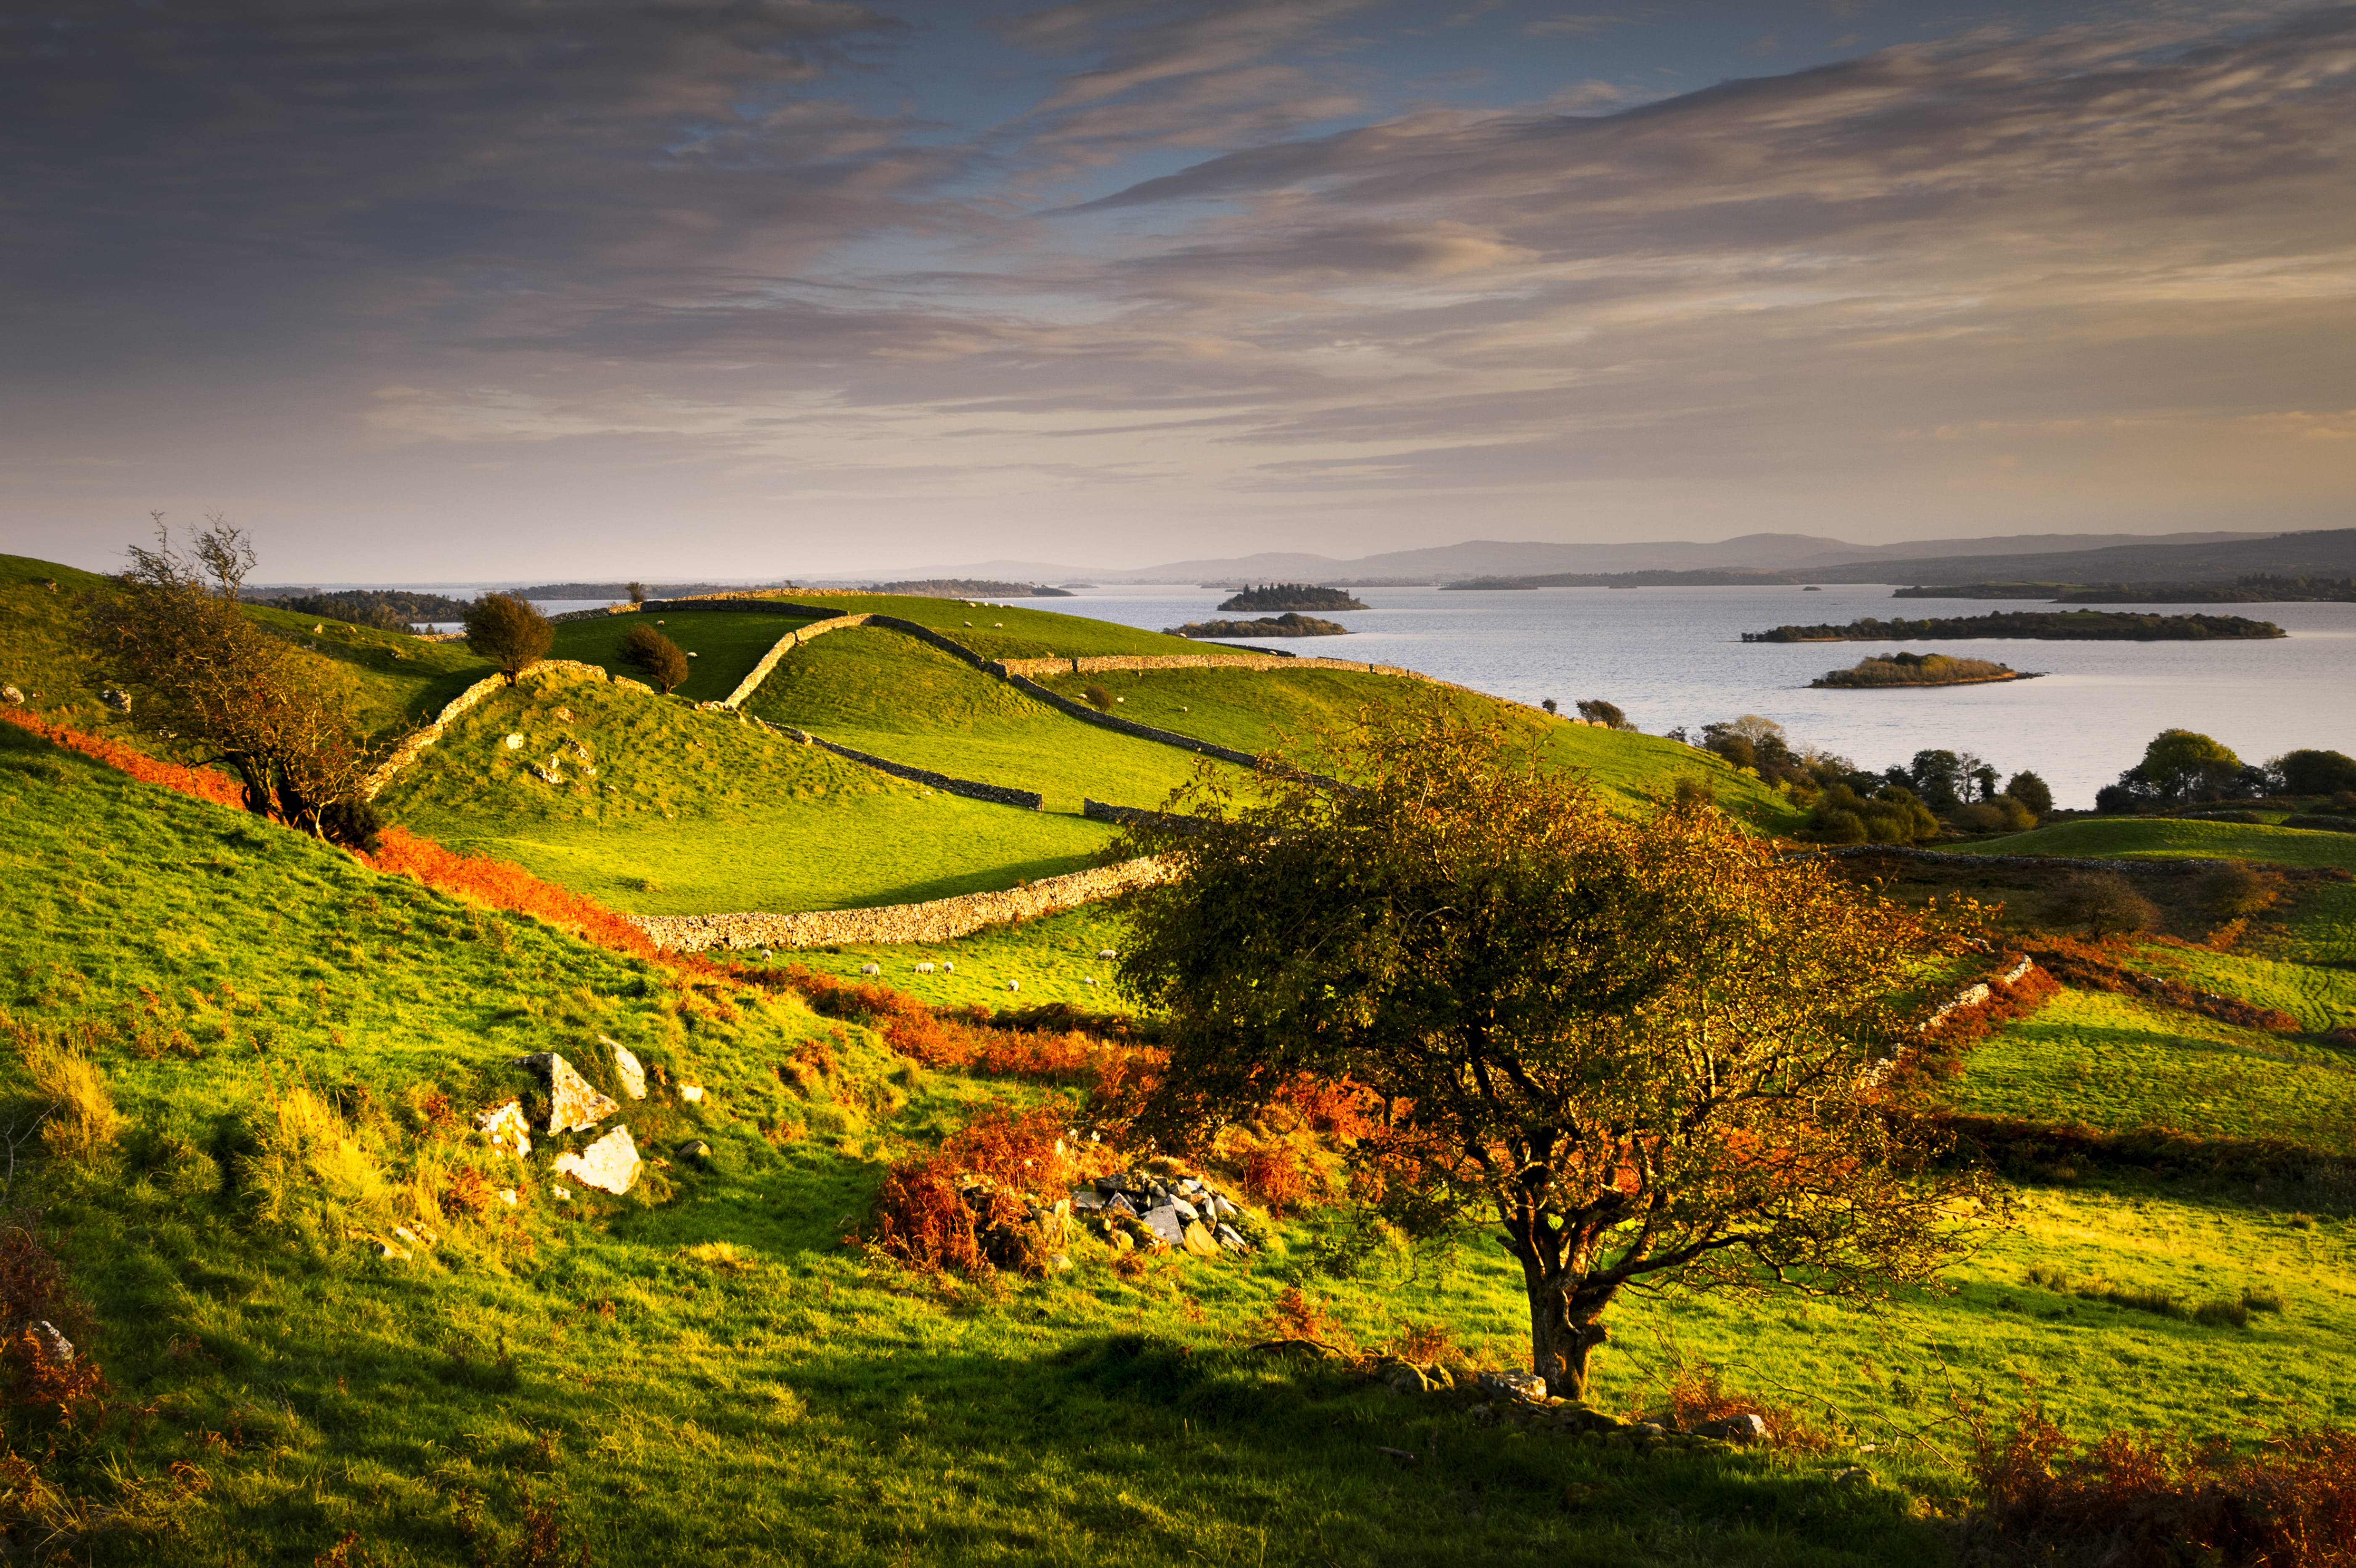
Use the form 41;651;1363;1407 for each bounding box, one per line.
2045;872;2160;939
1575;699;1629;729
1082;685;1113;711
2006;770;2054;818
1953;797;2034;834
1803;781;1940;844
2194;862;2278;920
16;1036;121;1167
620;622;690;695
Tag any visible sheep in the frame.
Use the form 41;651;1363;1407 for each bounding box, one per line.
942;962;955;974
1097;949;1118;960
915;962;937;974
1006;979;1020;992
860;962;881;976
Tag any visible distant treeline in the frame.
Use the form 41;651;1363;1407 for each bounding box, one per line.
1446;569;1799;590
871;580;1075;598
247;588;477;630
1216;583;1366;611
1895;575;2356;603
517;581;790;600
1744;610;2286;643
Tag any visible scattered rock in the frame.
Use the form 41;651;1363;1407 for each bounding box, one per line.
504;734;524;749
100;688;131;713
512;1053;620;1134
0;685;20;706
555;1125;642;1195
1139;1205;1187;1245
552;1186;572;1202
1833;1467;1872;1488
676;1139;713;1164
554;707;573;722
1181;1220;1221;1257
680;1085;705;1103
500;1188;520;1207
600;1035;647;1099
1693;1412;1768;1443
31;1321;73;1365
1477;1368;1550;1404
474;1100;533;1159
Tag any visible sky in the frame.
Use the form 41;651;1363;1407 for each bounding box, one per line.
4;0;2353;581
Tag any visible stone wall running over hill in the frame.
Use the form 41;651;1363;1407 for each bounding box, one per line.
361;660;626;801
744;716;1044;811
623;856;1175;951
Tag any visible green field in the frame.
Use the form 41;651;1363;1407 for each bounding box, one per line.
1951;987;2356;1146
383;671;1115;913
13;717;2356;1565
1969;815;2356;871
745;625;1247;814
774;592;1209;662
781;905;1141;1013
547;608;815;704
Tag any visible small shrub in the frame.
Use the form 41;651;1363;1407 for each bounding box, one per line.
2193;1298;2250;1329
621;622;690;695
1252;1287;1352;1351
20;1040;122;1165
1234;1141;1311;1216
2195;862;2278;920
2045;871;2160;939
1650;1359;1832;1451
1672;775;1716;809
1082;685;1113;711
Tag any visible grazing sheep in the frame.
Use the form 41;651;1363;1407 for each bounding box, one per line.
915;962;936;974
942;962;955;974
1097;949;1118;960
1006;979;1020;992
1083;977;1097;986
860;962;881;976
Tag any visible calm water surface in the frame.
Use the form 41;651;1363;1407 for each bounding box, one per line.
1042;585;2356;810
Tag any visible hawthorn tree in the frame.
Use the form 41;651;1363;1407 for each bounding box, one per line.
464;592;552;685
88;519;376;841
621;621;690;695
1111;698;2004;1399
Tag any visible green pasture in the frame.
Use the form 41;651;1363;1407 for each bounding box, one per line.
9;711;2356;1564
383;673;1114;913
770;591;1206;662
547;608;815;703
1967;816;2356;871
779;905;1141;1014
744;626;1246;814
1950;987;2356;1148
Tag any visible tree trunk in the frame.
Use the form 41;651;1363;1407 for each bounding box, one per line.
1528;1287;1609;1401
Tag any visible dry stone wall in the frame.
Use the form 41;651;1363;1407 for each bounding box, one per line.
361;659;617;801
623;855;1174;951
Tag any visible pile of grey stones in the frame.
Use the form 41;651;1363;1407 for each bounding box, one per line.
1070;1166;1263;1258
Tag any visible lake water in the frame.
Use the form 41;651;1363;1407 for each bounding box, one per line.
1039;584;2356;810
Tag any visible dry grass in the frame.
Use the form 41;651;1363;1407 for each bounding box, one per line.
15;1035;122;1167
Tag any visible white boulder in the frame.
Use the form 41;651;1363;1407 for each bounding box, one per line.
554;1125;642;1195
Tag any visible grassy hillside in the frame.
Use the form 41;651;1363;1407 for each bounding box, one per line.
1968;816;2356;870
383;672;1115;913
1034;662;1805;830
2;551;494;744
547;608;816;704
778;592;1209;661
745;626;1247;814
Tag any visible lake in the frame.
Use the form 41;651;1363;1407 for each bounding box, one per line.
1042;584;2356;810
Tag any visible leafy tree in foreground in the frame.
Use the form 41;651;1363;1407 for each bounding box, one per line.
621;622;690;695
464;592;553;685
1110;699;2003;1399
88;519;375;841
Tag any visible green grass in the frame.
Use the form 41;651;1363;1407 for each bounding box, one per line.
774;592;1208;662
745;626;1247;814
782;906;1141;1013
547;609;816;703
1035;663;1806;830
14;710;2356;1564
384;673;1116;913
1951;987;2356;1147
1967;816;2356;871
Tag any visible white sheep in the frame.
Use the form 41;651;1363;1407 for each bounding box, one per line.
1097;949;1118;960
1006;979;1020;992
942;962;955;974
860;962;881;976
915;962;936;974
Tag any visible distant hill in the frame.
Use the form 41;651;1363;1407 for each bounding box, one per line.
870;579;1075;598
1805;529;2356;587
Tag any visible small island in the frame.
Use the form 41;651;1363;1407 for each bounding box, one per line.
1813;652;2036;688
1743;609;2285;642
1167;612;1349;639
1216;582;1367;612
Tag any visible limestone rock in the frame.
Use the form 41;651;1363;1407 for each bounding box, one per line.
31;1321;73;1365
100;688;132;713
555;1125;642;1195
1477;1369;1549;1404
474;1100;533;1158
512;1053;619;1134
680;1085;705;1103
600;1035;647;1099
1139;1205;1186;1245
504;733;524;749
1181;1219;1221;1257
1693;1412;1768;1443
0;685;20;707
676;1139;713;1163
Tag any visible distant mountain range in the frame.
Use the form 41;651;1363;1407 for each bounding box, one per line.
822;530;2289;586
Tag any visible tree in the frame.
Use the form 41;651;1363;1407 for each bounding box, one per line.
2006;771;2054;819
621;622;690;695
2127;729;2240;803
88;519;375;841
626;581;648;608
2271;749;2356;797
1575;699;1629;730
1908;750;1965;812
2045;871;2158;939
464;593;552;685
1110;699;2001;1399
1541;698;1558;715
